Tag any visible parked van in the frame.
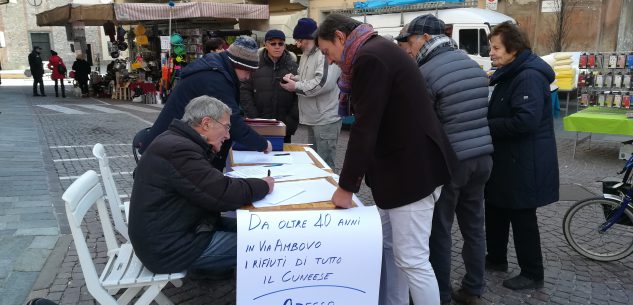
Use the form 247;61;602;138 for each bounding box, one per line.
343;7;516;70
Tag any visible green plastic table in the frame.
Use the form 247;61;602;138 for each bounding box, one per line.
563;107;633;158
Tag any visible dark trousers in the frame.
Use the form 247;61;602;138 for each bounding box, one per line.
54;79;65;97
429;155;492;302
485;204;544;280
284;135;291;143
32;74;44;95
77;78;89;94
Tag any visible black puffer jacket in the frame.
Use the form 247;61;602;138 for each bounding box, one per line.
240;49;299;136
129;119;269;274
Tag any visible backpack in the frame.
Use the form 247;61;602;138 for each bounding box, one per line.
58;64;67;75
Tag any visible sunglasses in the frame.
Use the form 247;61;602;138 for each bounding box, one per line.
267;42;285;47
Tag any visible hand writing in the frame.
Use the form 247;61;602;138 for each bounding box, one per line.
262;176;275;194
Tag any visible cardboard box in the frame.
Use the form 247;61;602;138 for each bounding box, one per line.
247;120;286;137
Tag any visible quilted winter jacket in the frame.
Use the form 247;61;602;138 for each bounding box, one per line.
293;46;341;126
240;49;299;136
419;47;493;161
129;119;269;273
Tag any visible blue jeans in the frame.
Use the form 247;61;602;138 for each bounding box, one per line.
189;217;237;272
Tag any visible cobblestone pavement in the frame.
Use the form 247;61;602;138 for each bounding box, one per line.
0;82;632;304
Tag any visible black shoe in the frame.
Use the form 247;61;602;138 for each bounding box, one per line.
33;93;40;96
485;258;508;272
502;274;544;290
452;288;484;305
41;94;46;97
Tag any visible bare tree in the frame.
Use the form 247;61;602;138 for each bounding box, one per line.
546;0;579;52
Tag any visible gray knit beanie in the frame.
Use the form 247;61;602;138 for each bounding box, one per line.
226;36;259;70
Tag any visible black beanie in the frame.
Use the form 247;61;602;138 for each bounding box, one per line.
293;18;317;40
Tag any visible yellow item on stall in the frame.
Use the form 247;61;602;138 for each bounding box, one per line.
554;53;572;60
135;35;148;45
134;24;146;36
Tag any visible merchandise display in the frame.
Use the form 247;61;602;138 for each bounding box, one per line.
578;51;633;109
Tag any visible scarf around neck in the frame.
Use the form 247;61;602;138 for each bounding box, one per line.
337;23;377;116
416;35;454;66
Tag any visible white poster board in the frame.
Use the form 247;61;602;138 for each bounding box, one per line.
160;36;171;51
236;207;382;305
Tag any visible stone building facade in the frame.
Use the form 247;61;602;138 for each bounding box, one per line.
0;0;105;71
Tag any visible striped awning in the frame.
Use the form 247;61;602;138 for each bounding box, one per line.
197;3;269;20
114;2;269;22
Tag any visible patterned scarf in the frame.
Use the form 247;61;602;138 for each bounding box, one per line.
337;24;377;116
416;35;455;66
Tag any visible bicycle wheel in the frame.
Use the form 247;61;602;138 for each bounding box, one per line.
563;197;633;261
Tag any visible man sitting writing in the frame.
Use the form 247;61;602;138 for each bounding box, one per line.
129;95;274;275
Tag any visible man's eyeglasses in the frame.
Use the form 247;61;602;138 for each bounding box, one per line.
210;117;231;132
267;42;285;47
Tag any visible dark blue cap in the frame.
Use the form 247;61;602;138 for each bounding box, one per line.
265;29;285;41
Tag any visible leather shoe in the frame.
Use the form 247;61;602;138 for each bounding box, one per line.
485;258;508;272
452;288;483;305
502;274;544;290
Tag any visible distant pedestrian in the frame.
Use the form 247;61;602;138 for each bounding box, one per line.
72;54;91;97
396;14;493;305
241;29;299;143
204;37;227;54
317;13;457;305
47;50;66;98
484;21;559;290
28;46;45;96
280;17;343;167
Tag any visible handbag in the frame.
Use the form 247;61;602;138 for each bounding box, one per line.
69;70;76;79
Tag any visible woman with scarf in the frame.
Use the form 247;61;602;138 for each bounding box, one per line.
484;21;558;290
316;13;457;304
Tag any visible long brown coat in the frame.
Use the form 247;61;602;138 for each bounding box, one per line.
338;36;457;209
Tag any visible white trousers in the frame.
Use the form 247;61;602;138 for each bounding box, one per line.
379;186;442;305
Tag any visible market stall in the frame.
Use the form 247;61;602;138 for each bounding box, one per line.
36;2;270;102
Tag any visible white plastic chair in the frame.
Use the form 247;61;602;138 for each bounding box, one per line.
62;170;185;305
92;143;130;240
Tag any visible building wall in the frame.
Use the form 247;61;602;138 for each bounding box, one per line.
0;0;104;70
498;0;623;54
617;0;633;51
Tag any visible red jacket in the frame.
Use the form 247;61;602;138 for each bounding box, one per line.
47;55;66;80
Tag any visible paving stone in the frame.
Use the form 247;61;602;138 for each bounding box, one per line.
14;228;59;236
28;236;59;250
14;248;51;272
0;271;38;305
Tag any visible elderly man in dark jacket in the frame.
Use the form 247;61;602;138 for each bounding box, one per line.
28;46;46;96
396;15;493;305
129;95;274;275
241;30;299;143
139;36;272;171
317;14;457;304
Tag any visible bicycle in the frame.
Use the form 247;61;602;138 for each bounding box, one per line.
562;154;633;261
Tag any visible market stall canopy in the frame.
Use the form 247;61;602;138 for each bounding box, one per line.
114;2;269;22
36;4;115;26
36;2;269;27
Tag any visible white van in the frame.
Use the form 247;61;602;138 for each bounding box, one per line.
348;8;516;70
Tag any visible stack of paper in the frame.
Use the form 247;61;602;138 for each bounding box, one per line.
228;164;331;181
253;184;306;208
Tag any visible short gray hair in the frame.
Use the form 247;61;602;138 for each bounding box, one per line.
182;95;231;126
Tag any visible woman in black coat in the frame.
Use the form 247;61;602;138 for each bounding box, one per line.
484;22;559;290
72;54;91;96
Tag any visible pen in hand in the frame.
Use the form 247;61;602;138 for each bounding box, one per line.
267;169;271;177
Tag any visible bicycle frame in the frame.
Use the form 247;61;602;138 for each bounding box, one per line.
600;154;633;232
